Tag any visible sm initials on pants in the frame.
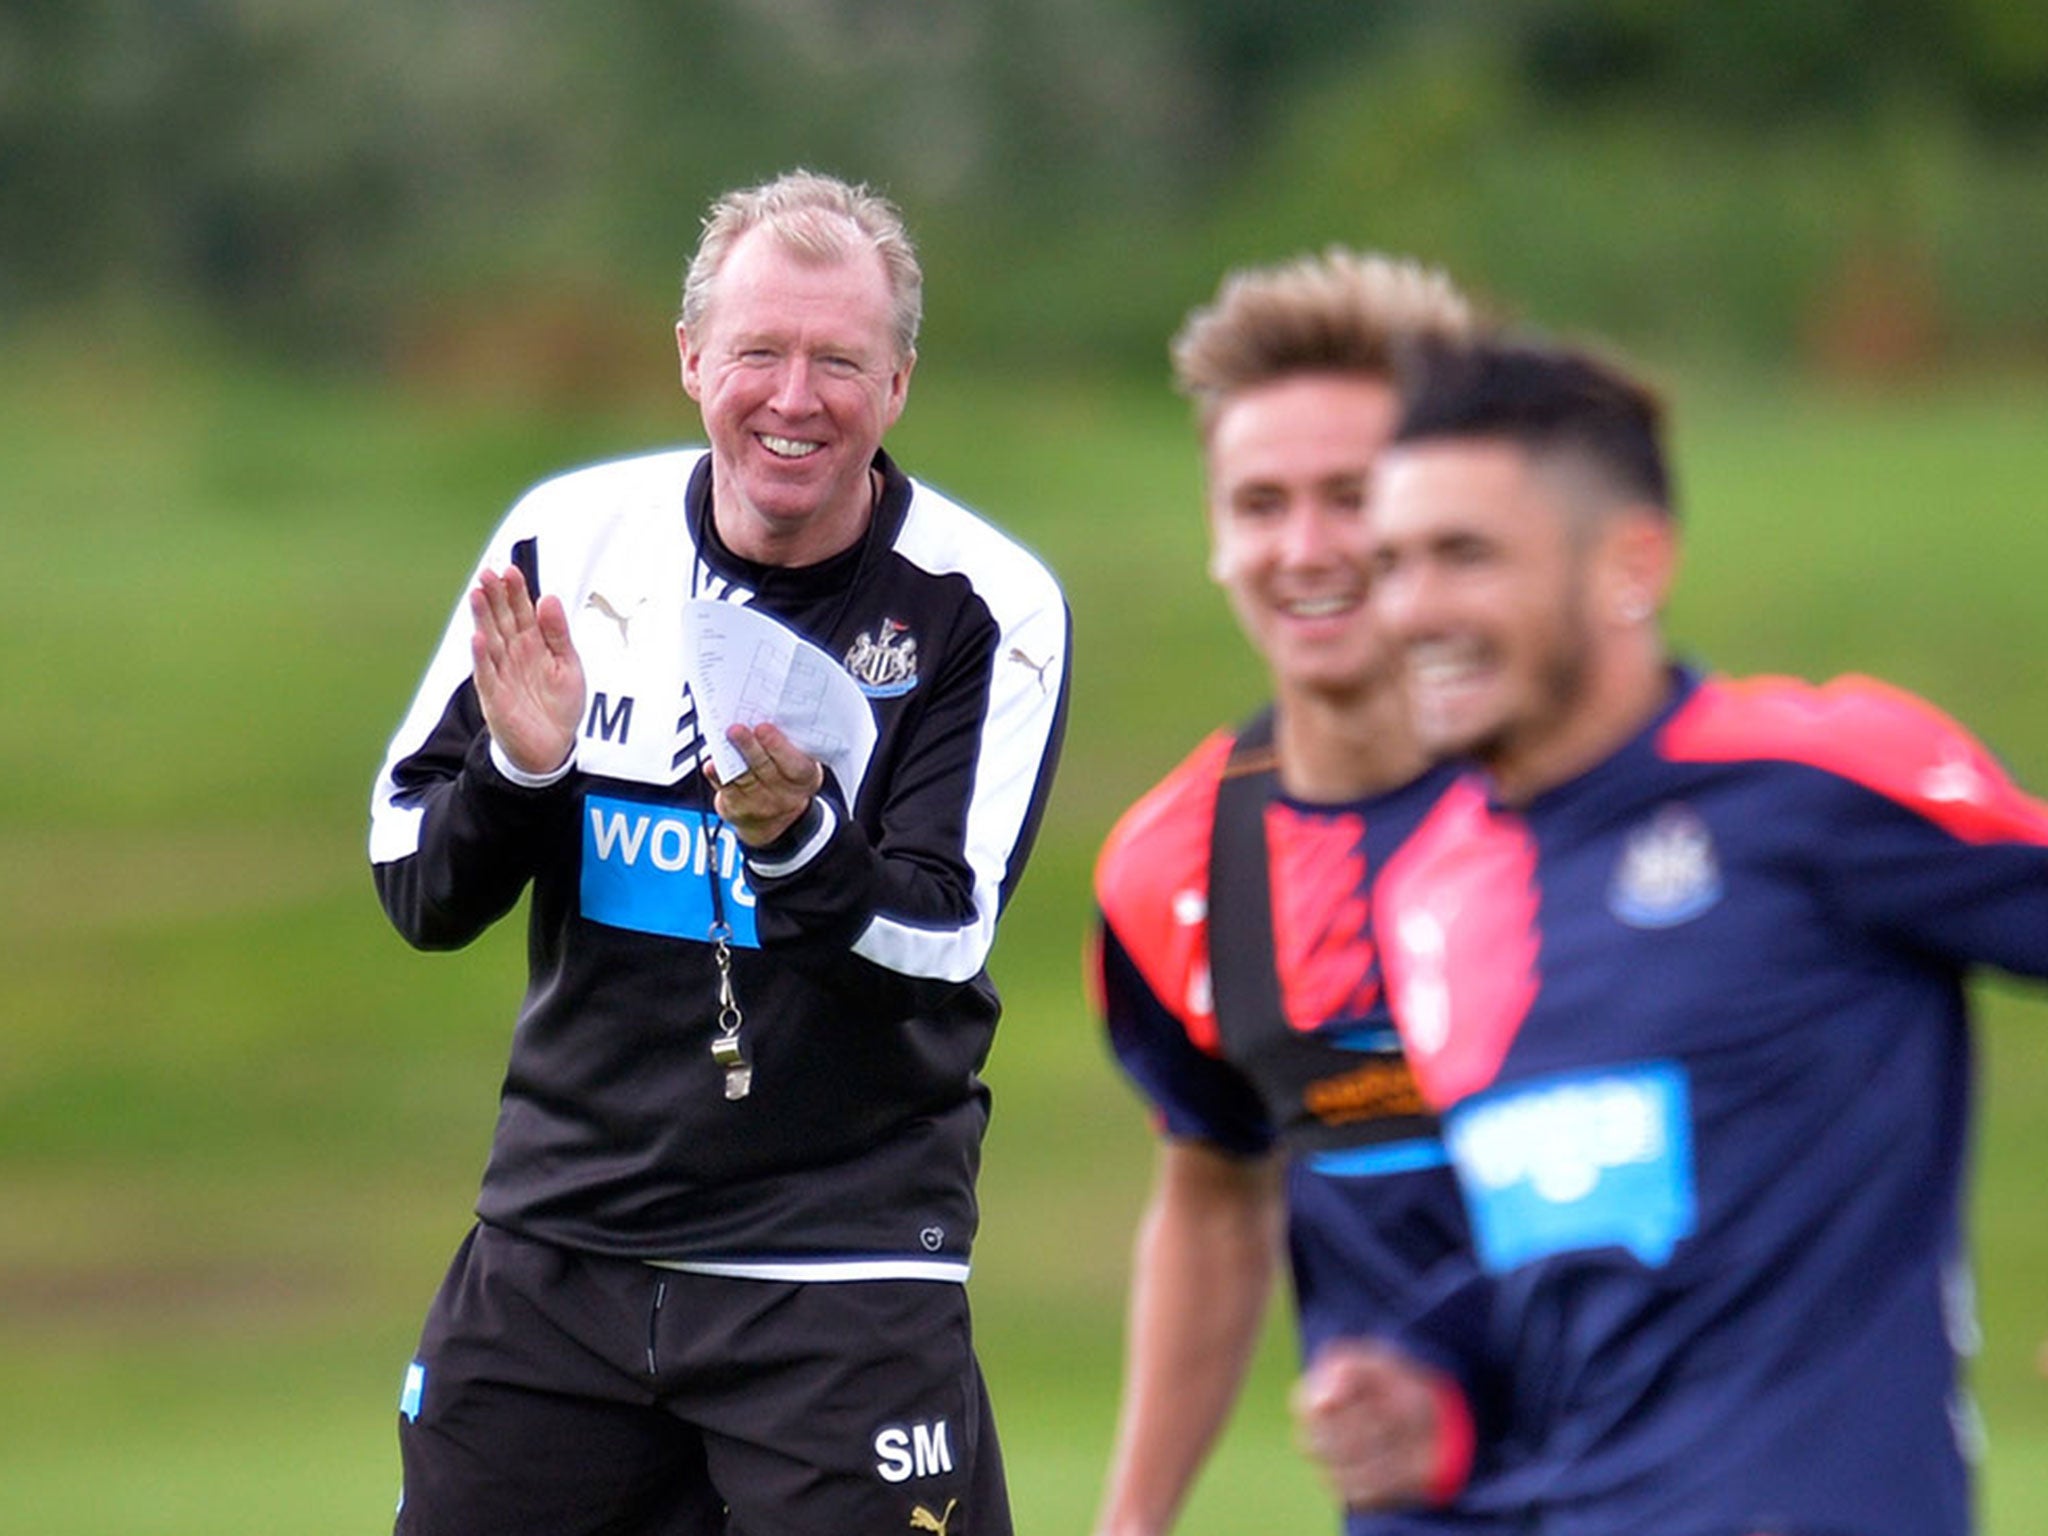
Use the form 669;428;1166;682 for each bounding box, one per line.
873;1420;953;1483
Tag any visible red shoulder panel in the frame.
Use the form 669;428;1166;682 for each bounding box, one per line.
1660;675;2048;847
1265;801;1379;1032
1094;731;1233;1052
1375;778;1542;1109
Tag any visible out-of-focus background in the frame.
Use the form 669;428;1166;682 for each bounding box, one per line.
4;3;2045;1531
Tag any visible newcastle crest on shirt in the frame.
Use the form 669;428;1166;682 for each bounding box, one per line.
845;618;920;698
1608;803;1723;928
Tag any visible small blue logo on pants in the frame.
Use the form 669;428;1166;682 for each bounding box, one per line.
400;1360;425;1422
1446;1061;1696;1272
581;795;759;945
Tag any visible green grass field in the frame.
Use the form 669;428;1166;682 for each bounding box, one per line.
2;338;2044;1533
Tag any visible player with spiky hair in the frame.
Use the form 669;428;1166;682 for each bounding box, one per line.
1089;249;1515;1534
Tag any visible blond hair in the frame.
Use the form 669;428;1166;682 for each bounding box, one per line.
1172;248;1478;432
680;169;923;361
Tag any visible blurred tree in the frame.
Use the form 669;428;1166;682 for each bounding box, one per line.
2;0;2043;371
0;0;593;347
582;0;1205;238
1173;0;1414;132
0;0;127;306
1954;0;2048;121
1509;0;2048;126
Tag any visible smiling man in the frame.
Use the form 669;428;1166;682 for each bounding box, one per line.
678;193;916;571
1357;337;2048;1535
369;170;1069;1536
1088;250;1516;1536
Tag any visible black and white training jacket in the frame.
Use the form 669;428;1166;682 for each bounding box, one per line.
369;447;1069;1281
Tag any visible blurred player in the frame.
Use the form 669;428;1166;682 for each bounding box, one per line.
1089;250;1512;1534
1356;336;2048;1534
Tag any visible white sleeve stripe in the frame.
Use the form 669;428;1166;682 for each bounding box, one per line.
368;579;489;865
854;620;1064;982
853;878;1004;983
490;738;577;788
747;799;838;878
369;801;426;865
846;489;1067;982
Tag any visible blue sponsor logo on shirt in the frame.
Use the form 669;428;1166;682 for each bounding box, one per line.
1445;1061;1696;1272
581;795;758;946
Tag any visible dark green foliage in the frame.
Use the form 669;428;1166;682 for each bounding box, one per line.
5;2;2047;371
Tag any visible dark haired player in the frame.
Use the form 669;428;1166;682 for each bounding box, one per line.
1354;338;2048;1535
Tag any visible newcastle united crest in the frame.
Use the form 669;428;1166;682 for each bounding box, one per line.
845;618;920;698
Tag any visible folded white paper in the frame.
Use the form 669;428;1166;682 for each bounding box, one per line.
681;599;878;805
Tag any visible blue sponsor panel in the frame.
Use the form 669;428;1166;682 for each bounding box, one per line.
581;795;759;945
1306;1139;1452;1178
1445;1061;1696;1272
1330;1025;1403;1053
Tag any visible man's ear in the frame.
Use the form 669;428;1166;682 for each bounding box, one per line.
1598;506;1678;629
882;348;915;432
1206;506;1235;587
676;321;702;402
